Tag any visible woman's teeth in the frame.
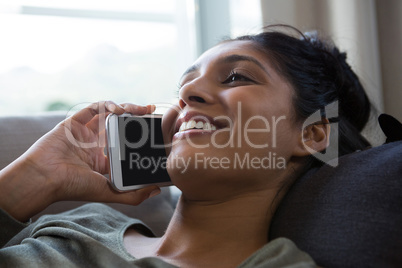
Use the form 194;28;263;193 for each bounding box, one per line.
179;120;217;132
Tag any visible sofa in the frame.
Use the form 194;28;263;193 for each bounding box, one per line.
1;113;401;268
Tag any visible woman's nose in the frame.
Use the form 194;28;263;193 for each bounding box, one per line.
178;79;215;109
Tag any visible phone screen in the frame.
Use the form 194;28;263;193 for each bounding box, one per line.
117;116;170;187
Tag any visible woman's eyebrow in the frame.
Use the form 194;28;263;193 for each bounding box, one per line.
220;54;269;76
180;54;269;80
181;64;200;79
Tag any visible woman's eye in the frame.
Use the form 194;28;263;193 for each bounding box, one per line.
223;72;253;84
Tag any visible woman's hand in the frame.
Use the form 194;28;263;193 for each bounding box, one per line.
0;101;161;222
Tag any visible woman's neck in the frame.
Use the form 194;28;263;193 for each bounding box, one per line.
152;189;278;267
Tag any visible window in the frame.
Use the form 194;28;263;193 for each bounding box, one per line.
0;0;261;115
229;0;262;38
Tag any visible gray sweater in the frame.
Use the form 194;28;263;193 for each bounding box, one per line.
0;203;316;267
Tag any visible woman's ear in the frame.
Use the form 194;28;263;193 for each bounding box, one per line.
293;119;330;157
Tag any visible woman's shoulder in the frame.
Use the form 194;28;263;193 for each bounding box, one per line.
33;203;154;236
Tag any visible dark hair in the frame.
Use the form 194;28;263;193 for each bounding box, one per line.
232;25;371;167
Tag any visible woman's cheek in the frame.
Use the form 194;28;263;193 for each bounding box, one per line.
161;104;180;154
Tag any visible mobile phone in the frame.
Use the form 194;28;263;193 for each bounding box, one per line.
106;113;171;191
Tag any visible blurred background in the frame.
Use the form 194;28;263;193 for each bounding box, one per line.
0;0;401;122
0;0;261;115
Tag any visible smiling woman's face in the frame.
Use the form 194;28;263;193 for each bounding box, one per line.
162;40;304;200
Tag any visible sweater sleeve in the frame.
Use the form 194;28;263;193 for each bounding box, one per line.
0;203;159;268
0;208;31;248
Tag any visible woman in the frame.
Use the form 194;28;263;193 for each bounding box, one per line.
0;25;370;267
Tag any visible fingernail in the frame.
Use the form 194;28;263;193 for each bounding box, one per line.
107;103;116;111
148;105;156;113
149;188;161;198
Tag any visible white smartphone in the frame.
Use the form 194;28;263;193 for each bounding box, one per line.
106;113;172;191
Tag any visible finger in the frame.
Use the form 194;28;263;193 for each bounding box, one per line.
146;104;156;114
96;151;110;175
111;185;162;204
120;103;154;115
87;103;153;131
85;112;109;134
71;101;124;126
98;129;108;149
109;185;162;205
104;101;126;114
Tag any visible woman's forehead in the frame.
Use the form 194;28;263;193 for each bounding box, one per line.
182;40;277;80
195;40;260;64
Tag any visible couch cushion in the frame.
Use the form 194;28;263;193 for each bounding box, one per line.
270;141;402;268
0;114;174;236
0;113;66;170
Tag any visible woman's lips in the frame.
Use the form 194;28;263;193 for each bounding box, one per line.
173;129;210;139
174;111;228;134
178;120;217;132
172;111;229;140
